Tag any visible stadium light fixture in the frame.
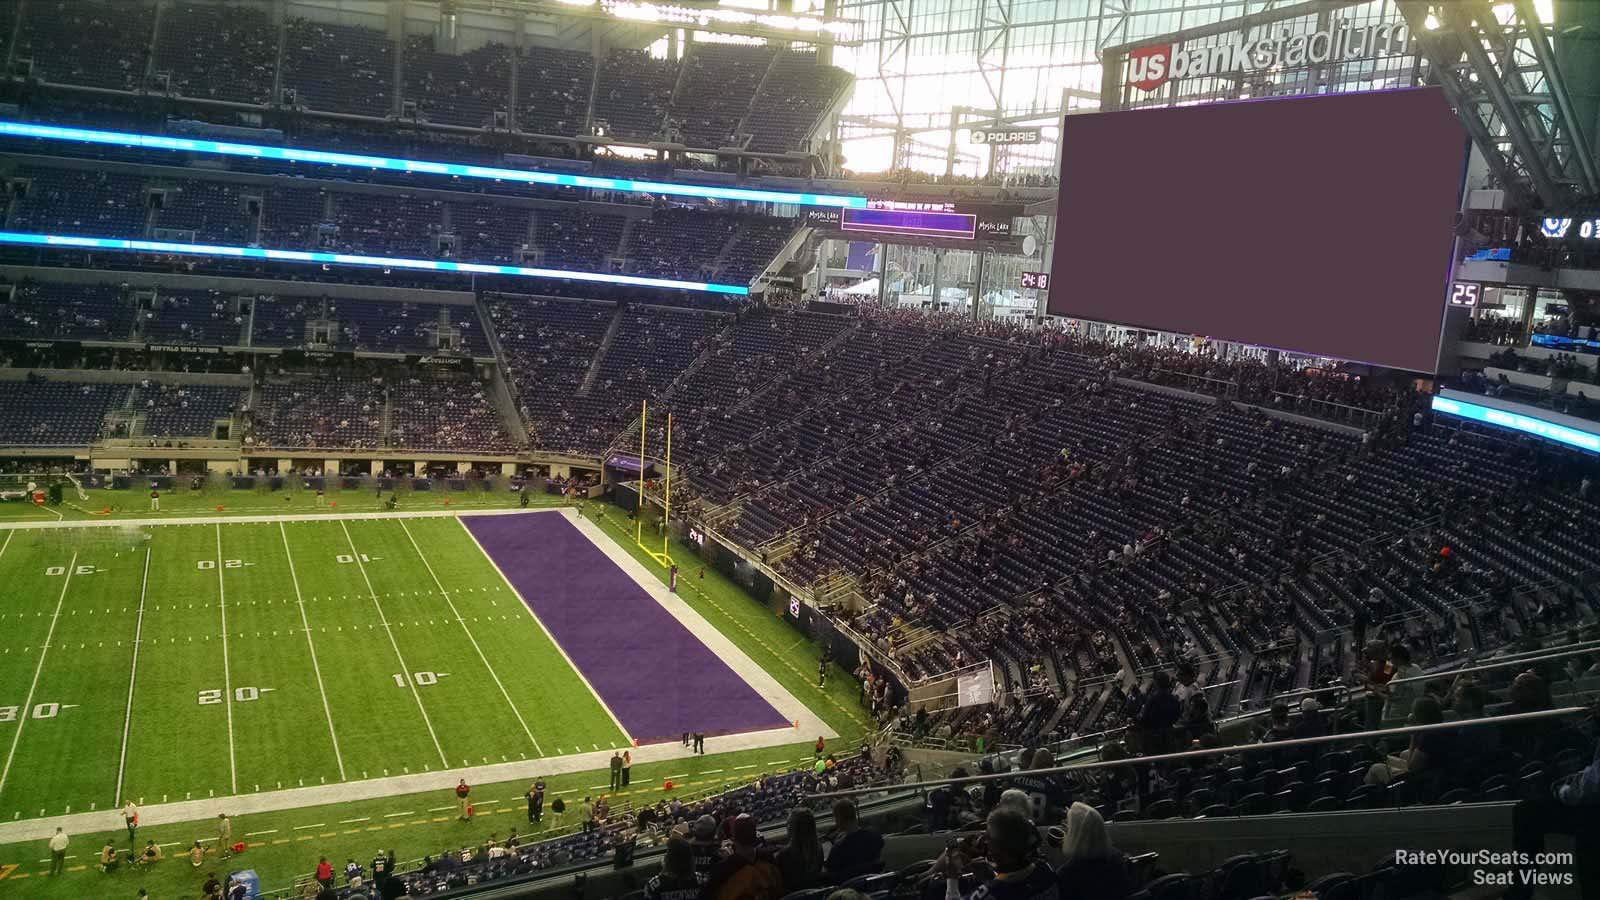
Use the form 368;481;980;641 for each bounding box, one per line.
0;231;750;295
0;121;870;209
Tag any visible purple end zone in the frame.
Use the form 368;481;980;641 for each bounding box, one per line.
465;512;791;744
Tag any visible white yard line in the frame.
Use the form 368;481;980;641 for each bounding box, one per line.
114;547;152;806
214;524;238;795
398;519;544;756
280;522;347;781
0;552;76;796
339;520;449;768
452;516;634;745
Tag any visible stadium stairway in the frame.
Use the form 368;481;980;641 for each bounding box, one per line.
485;362;532;448
577;304;626;397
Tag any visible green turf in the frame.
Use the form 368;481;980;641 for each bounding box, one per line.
0;516;627;822
0;500;871;897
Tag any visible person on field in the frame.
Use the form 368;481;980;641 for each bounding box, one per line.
100;839;120;873
526;780;545;824
610;751;624;791
48;827;68;875
455;779;472;819
138;839;162;865
123;800;139;844
217;813;232;857
316;856;334;887
578;796;595;833
622;750;632;787
370;848;395;886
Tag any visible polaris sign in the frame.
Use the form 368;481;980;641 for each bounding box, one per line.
1126;20;1410;93
969;127;1043;145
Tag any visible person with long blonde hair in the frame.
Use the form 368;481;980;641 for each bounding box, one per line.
1055;802;1133;900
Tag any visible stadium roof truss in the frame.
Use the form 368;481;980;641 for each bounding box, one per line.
460;0;866;45
1400;0;1599;207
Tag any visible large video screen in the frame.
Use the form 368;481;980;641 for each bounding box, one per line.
1048;88;1466;373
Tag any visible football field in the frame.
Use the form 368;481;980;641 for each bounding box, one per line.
0;509;816;827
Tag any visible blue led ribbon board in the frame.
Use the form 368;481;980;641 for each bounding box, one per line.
1431;394;1600;454
0;231;749;295
0;121;870;210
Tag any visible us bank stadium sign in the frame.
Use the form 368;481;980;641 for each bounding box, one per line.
1125;20;1410;92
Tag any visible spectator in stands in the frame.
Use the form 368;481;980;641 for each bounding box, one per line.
1360;640;1397;729
704;813;781;900
1260;702;1296;743
1294;698;1328;739
1511;719;1600;900
643;837;701;900
925;767;971;831
979;758;1005;812
1365;695;1448;785
1383;643;1422;718
775;808;826;894
690;815;720;884
1449;683;1501;760
1133;672;1180;755
1179;689;1214;742
825;799;884;881
1173;663;1203;703
934;806;1057;900
1011;750;1070;825
997;789;1035;820
1503;671;1559;758
1054;802;1132;900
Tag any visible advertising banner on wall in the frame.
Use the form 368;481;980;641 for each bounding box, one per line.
1124;19;1411;93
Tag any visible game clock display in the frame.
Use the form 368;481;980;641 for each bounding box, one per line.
1448;282;1480;308
1021;271;1050;290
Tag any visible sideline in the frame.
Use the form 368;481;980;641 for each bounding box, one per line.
0;506;537;531
0;723;808;845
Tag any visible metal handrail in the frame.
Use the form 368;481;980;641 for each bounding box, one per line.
1389;644;1600;687
1235;639;1600;718
1044;680;1243;747
808;706;1591;800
